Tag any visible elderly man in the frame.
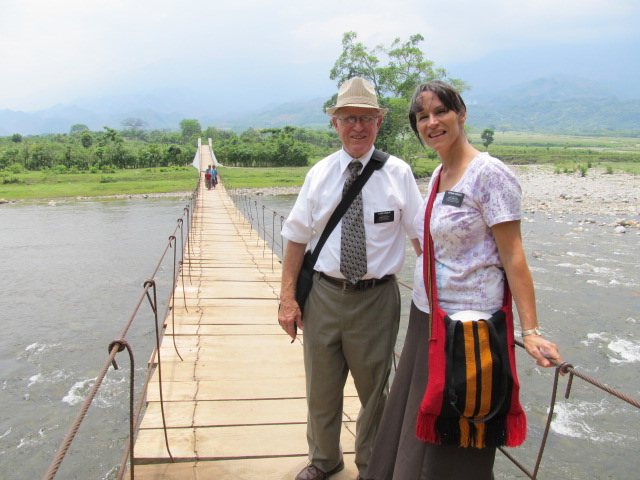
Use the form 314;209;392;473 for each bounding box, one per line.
278;77;422;480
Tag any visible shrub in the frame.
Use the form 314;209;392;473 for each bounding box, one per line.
100;176;118;183
412;168;431;179
9;163;24;174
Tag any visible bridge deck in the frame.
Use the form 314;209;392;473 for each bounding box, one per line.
132;147;360;479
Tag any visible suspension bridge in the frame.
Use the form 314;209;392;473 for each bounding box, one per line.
131;144;361;479
43;141;640;480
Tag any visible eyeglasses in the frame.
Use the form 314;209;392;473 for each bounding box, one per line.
334;114;380;126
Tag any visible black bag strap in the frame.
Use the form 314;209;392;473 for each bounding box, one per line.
307;149;390;265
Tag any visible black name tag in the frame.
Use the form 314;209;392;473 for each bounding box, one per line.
442;190;465;207
374;210;394;223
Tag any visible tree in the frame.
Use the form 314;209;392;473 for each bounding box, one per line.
326;32;468;153
481;128;494;151
80;131;94;148
121;117;147;131
179;119;202;142
10;133;22;143
102;126;122;144
203;126;235;142
214;127;310;167
70;124;89;134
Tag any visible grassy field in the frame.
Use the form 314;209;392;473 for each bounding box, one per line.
0;166;199;200
218;164;313;189
468;131;640;150
467;132;640;175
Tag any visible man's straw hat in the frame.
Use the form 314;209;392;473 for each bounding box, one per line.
326;77;389;116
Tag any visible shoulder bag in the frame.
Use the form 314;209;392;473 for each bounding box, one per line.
415;171;527;448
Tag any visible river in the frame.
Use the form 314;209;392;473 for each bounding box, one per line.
0;194;638;479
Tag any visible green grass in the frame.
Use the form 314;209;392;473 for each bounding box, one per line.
217;165;313;189
468;131;640;150
0;167;199;200
599;162;640;175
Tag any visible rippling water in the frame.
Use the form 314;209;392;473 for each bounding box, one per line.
0;197;189;479
1;195;638;479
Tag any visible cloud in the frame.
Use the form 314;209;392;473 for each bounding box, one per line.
0;0;638;111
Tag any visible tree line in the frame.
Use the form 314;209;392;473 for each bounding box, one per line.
1;126;193;172
0;120;341;173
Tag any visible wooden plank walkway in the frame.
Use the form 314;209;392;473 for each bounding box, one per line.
132;145;360;479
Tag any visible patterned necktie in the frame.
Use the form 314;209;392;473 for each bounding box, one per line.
340;161;367;284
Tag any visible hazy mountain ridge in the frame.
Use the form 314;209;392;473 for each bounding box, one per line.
1;76;638;136
466;76;640;133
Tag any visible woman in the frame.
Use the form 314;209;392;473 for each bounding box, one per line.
366;81;563;480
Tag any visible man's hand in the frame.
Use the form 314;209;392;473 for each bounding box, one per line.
278;240;307;341
278;297;303;340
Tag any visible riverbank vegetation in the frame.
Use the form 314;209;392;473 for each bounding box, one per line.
0;122;337;199
1;127;638;200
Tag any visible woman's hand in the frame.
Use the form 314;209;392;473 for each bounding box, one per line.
523;334;563;369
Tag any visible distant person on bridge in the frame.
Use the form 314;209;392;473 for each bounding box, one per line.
204;165;213;190
211;166;218;188
278;77;422;480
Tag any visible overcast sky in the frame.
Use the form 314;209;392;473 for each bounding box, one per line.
2;0;639;112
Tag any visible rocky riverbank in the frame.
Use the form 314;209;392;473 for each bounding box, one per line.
0;191;194;205
234;165;639;231
512;165;639;217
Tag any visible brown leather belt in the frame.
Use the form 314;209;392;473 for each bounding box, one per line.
318;272;394;291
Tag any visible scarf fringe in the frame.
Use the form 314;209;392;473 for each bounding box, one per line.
417;413;527;448
416;411;440;444
505;410;527;447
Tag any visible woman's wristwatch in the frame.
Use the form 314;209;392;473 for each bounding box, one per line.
521;327;541;338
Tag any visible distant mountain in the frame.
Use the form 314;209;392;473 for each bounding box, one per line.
465;75;640;134
211;98;329;132
0;102;188;136
0;95;329;136
1;75;638;136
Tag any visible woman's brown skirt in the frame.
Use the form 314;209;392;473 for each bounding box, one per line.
366;302;496;480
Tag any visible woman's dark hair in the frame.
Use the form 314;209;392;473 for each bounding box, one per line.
408;81;466;144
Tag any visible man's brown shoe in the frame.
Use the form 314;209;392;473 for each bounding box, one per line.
295;460;345;480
